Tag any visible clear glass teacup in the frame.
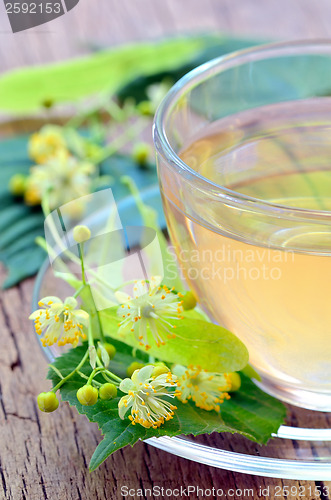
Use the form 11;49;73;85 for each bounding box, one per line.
153;41;331;411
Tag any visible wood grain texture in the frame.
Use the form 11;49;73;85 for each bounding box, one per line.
1;0;331;498
1;0;331;72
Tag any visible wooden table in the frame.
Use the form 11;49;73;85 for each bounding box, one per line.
1;1;331;498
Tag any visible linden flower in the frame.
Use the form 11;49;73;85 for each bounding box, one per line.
146;81;173;112
25;150;96;209
29;125;67;164
29;296;89;347
173;365;231;412
118;365;180;428
115;276;184;350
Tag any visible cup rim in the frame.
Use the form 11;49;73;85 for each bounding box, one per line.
153;39;331;220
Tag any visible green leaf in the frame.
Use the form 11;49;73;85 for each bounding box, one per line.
99;307;249;373
0;212;44;250
221;373;286;440
0;36;210;113
47;340;286;471
2;244;46;288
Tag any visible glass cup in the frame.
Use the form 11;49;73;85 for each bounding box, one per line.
153;41;331;412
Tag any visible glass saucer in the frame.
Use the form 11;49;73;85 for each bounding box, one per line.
32;192;331;481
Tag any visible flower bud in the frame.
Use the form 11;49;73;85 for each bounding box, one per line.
182;291;197;310
37;391;59;413
97;343;116;362
76;385;98;406
24;186;41;206
99;383;117;400
228;372;241;392
42;98;54;109
132;143;150;167
127;361;145;377
73;225;91;243
9;174;27;196
136;100;153;116
151;365;170;378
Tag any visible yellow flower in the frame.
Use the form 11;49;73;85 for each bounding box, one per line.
118;365;180;428
115;276;184;350
173;365;231;412
25;150;96;209
29;125;67;164
29;296;89;347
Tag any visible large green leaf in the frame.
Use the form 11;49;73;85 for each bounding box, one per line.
47;340;286;471
100;306;249;373
0;36;212;113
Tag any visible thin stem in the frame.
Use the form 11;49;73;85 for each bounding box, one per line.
85;285;106;343
87;321;94;348
41;191;114;294
104;371;122;384
52;349;89;392
79;243;87;285
105;99;126;122
41;189;52;218
73;284;86;298
76;370;102;387
100;372;116;384
96;356;122;383
76;370;88;381
100;372;121;386
86;360;121;386
96;309;106;343
87;368;99;385
94;120;146;165
49;364;64;379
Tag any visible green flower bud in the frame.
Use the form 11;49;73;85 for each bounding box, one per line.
42;98;54;109
151;365;170;378
136;100;153;116
127;361;145;377
182;291;197;310
84;143;103;161
73;225;91;243
99;383;117;400
77;385;98;406
97;343;116;362
9;174;27;196
132;143;150;167
228;372;241;392
37;391;59;413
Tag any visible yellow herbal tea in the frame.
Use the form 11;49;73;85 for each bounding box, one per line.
161;102;331;398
